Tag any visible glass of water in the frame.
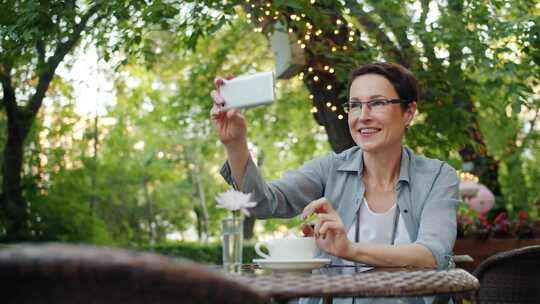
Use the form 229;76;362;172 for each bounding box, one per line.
222;217;243;273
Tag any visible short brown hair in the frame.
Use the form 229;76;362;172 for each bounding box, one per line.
348;62;420;109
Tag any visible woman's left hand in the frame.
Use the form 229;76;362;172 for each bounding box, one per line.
302;197;351;258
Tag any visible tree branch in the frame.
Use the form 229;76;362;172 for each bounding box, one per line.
344;0;406;65
0;63;19;121
366;0;419;68
26;2;105;116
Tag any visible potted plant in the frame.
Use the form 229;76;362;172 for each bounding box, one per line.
454;205;540;271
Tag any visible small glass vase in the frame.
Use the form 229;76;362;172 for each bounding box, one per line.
221;216;244;273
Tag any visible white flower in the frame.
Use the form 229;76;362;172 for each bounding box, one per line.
216;190;257;216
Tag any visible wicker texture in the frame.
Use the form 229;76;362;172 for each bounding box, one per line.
0;243;266;304
473;245;540;304
232;268;479;301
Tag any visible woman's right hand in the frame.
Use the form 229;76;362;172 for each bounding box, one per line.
210;77;247;147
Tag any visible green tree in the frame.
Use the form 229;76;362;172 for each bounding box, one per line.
243;0;540;209
0;0;237;240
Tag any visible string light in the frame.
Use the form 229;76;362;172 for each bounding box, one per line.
326;102;332;107
315;29;323;36
342;45;348;50
310;0;316;4
338;114;344;120
266;2;271;7
329;68;335;73
301;43;306;49
336;19;342;25
305;34;311;40
326;85;332;90
290;14;297;20
288;28;293;33
306;22;313;29
349;30;355;36
313;75;319;82
324;65;329;71
311;107;318;113
265;10;270;15
349;37;354;42
309;94;314;99
334;29;340;35
348;23;353;27
246;13;251;18
331;105;337;111
331;46;337;52
308;67;313;72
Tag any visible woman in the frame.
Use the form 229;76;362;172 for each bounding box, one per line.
210;62;459;271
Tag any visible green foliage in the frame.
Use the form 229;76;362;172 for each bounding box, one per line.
2;0;539;244
138;242;258;265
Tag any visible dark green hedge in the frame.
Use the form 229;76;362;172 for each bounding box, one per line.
137;242;258;265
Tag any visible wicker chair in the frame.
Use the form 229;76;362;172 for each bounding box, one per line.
472;245;540;304
0;243;266;304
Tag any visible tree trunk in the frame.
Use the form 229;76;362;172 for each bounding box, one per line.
1;113;33;241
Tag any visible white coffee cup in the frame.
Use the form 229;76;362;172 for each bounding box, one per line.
255;237;316;260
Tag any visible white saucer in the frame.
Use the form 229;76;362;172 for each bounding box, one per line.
253;258;331;272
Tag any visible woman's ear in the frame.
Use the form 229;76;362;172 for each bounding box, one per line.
405;101;417;126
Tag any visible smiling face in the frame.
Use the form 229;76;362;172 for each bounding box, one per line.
348;74;416;153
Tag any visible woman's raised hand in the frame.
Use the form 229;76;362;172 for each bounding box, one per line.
210;76;247;147
302;197;352;258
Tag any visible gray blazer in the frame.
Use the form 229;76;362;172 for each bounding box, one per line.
221;146;460;269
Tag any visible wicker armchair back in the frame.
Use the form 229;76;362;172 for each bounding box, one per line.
0;243;266;304
473;245;540;304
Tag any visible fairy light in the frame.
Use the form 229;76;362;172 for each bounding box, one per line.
305;34;311;40
308;67;313;72
342;45;348;50
246;13;251;18
349;37;354;41
326;102;332;107
309;94;314;99
311;107;318;113
324;65;329;71
297;39;302;44
331;105;337;111
326;85;332;90
265;10;270;15
288;28;293;33
313;75;319;82
301;13;306;18
316;29;323;36
349;30;355;36
290;14;297;20
348;23;353;28
338;114;344;120
310;0;316;3
336;19;342;25
331;46;337;52
334;29;340;35
306;22;313;29
300;43;306;49
266;2;271;7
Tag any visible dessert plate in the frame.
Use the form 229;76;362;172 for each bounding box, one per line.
253;258;331;272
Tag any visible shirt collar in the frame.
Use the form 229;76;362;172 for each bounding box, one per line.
337;146;411;184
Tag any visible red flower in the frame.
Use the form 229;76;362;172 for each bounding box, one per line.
518;210;528;221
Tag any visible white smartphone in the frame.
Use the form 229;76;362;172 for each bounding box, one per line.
220;71;275;111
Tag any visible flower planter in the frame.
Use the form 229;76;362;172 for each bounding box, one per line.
453;239;540;272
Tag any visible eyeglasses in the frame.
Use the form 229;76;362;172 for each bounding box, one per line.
341;99;410;115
